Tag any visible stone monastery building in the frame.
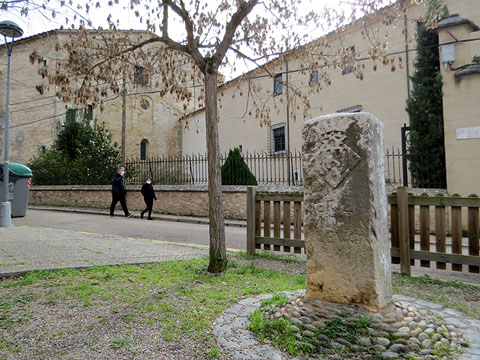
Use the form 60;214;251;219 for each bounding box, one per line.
0;29;200;165
0;0;479;195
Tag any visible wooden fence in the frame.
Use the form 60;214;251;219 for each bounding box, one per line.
246;187;305;255
390;187;479;275
246;186;480;275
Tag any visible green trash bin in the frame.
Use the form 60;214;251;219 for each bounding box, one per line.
0;163;33;217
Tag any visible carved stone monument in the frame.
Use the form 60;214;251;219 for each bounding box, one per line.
302;112;392;309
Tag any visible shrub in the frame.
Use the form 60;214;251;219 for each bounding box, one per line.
28;114;121;185
221;148;257;185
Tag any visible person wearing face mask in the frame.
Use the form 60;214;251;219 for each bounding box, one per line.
110;166;134;218
140;178;156;220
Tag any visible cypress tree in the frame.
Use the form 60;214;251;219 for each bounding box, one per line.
405;21;446;188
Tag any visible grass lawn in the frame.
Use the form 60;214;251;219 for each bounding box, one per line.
0;253;479;359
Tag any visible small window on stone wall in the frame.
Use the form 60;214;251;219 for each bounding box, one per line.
140;139;148;160
85;105;93;121
310;69;319;84
270;123;286;154
273;73;283;95
342;46;356;75
134;65;147;86
310;62;319;84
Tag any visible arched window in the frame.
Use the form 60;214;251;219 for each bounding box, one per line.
140;139;148;160
140;99;149;110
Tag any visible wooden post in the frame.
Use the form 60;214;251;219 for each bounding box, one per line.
273;201;281;251
255;200;261;249
451;204;462;272
398;187;411;275
293;201;302;254
468;196;480;273
420;203;430;268
408;204;415;266
391;203;400;264
264;200;271;250
246;186;256;255
283;201;291;253
435;200;446;270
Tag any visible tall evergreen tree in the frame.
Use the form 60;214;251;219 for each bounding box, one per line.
405;21;446;188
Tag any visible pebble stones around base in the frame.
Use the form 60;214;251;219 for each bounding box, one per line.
213;291;305;360
213;291;480;360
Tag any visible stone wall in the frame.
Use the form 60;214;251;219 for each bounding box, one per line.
29;185;256;220
29;185;449;222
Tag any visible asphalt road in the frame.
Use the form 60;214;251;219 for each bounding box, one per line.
12;209;247;251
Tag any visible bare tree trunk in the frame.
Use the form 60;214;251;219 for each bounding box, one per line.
121;74;126;165
205;70;227;273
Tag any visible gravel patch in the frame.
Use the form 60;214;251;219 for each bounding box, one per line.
0;280;227;360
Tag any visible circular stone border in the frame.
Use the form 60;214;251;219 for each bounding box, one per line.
213;291;480;360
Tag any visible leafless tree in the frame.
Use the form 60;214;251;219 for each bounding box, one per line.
4;0;423;272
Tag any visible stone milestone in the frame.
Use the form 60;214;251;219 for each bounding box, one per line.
302;112;392;309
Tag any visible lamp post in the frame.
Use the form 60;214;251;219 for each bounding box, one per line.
0;20;23;228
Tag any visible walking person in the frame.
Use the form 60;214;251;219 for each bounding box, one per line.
140;178;156;220
110;167;134;218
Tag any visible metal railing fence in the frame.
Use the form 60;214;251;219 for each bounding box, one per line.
385;148;446;189
125;150;304;186
30;149;444;189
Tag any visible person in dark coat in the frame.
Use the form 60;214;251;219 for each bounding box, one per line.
140;178;156;220
110;167;133;218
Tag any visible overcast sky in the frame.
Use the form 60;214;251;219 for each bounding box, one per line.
1;0;361;40
0;0;382;79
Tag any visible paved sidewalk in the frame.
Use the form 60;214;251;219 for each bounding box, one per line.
28;205;247;227
0;225;208;277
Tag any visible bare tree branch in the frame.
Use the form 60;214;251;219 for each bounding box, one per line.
163;0;204;70
214;0;259;68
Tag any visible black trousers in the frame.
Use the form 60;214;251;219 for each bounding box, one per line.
110;192;129;216
141;198;154;217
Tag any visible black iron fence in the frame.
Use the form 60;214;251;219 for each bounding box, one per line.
125;150;304;186
385;148;446;189
30;149;445;189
